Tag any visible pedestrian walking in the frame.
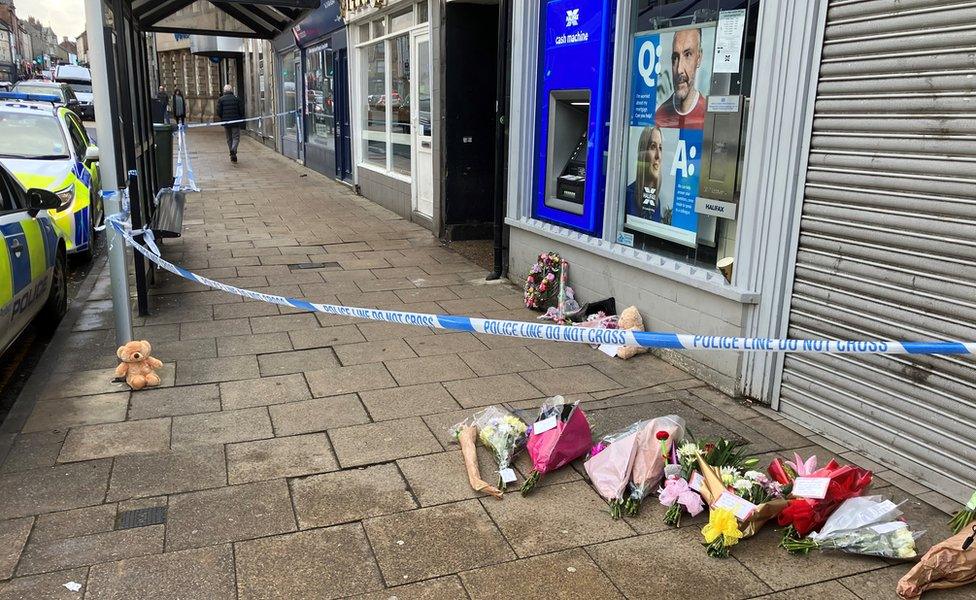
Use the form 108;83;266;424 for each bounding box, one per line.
216;84;245;163
172;88;187;127
157;85;170;124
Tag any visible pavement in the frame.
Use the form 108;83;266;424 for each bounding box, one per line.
0;129;965;600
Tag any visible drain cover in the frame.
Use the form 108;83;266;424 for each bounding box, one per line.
288;261;341;271
117;506;167;529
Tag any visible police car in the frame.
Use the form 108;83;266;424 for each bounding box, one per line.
0;92;102;261
0;161;68;357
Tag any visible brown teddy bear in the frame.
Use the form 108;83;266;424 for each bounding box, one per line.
115;340;164;390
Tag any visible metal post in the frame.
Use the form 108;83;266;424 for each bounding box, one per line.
85;0;133;345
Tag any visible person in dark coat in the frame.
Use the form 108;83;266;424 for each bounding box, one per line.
216;84;245;162
172;89;187;127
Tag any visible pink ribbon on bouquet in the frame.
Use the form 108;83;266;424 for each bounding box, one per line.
659;477;704;516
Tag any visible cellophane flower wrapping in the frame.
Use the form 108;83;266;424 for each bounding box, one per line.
521;398;592;488
805;496;922;558
777;462;873;537
625;416;686;514
585;423;642;518
451;406;527;488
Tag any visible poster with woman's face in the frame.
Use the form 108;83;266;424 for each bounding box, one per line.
624;24;716;248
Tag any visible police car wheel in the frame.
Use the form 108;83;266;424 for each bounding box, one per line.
40;249;68;326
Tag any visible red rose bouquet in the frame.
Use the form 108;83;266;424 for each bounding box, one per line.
519;397;592;495
777;460;873;547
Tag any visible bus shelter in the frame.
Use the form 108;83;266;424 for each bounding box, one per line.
85;0;318;343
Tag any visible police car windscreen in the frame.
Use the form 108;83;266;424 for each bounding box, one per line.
0;113;70;159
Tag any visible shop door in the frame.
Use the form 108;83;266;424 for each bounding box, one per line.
280;51;302;161
411;32;433;218
334;49;352;182
777;0;976;502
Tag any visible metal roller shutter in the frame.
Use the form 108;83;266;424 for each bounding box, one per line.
779;0;976;502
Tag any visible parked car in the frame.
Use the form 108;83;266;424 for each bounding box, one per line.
0;160;69;357
54;65;94;120
11;80;83;119
0;92;102;260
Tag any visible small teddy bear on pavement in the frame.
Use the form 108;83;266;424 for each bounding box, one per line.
115;340;164;390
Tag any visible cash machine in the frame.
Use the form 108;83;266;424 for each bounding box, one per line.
533;0;616;237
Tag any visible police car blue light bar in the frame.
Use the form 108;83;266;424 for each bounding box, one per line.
0;92;62;103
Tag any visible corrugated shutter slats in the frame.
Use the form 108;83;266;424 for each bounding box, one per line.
780;0;976;501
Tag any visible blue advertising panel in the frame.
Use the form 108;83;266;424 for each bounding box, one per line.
293;0;343;47
623;26;716;248
533;0;616;236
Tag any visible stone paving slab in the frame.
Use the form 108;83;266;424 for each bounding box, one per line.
235;524;385;600
0;567;89;599
364;500;516;585
0;518;32;579
58;418;171;463
30;504;116;544
17;525;165;576
85;545;236;600
106;446;227;501
0;459;111;520
164;479;296;551
227;433;338;484
459;548;623;600
330;418;442;468
21;393;129;433
291;463;416;528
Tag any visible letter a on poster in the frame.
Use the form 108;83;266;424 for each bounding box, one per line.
713;9;746;74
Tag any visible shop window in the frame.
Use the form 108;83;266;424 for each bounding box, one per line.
362;41;387;167
281;50;298;137
306;47;336;152
618;0;759;269
390;34;411;175
417;1;429;23
372;19;387;38
390;8;414;32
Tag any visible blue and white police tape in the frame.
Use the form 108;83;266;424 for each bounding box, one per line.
107;217;976;355
185;109;299;129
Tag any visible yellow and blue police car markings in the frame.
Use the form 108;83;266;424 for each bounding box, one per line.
73;205;89;247
72;161;92;188
37;217;57;268
0;233;12;306
0;222;33;295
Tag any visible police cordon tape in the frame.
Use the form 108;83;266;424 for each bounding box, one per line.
107;217;976;355
184;109;300;129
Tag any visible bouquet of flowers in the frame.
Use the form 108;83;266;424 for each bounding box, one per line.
660;438;759;528
524;252;564;311
519;397;592;495
948;489;976;534
696;451;788;557
451;406;528;491
781;496;922;558
584;423;642;519
624;415;685;516
777;458;873;545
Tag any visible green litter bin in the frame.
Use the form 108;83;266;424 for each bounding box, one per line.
153;123;176;190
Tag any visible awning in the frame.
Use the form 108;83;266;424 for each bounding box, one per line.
131;0;320;39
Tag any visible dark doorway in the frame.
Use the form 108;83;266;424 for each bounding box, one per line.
334;48;352;182
444;2;500;240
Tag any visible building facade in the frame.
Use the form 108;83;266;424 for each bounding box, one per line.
505;0;975;502
270;0;352;182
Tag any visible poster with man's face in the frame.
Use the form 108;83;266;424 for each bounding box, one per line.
625;24;716;248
